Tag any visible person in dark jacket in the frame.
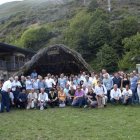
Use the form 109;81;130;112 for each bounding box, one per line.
113;73;122;88
17;89;27;109
48;88;58;108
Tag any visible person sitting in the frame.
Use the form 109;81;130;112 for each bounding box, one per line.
68;86;75;104
72;86;85;107
110;84;122;105
48;88;58;108
58;87;66;107
95;81;107;108
17;89;27;109
38;88;48;110
27;88;38;109
86;88;98;108
64;84;70;105
121;85;132;105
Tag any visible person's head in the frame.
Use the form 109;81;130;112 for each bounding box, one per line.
102;69;107;74
27;76;31;80
113;84;118;91
89;88;93;94
9;77;14;82
104;73;108;79
77;85;81;92
115;72;119;78
50;88;54;94
91;72;95;77
97;80;102;87
40;88;45;93
133;70;137;76
125;85;129;90
14;76;19;81
80;80;84;86
47;73;51;79
82;72;86;76
130;73;134;78
31;88;35;93
39;76;43;80
70;86;74;91
60;87;64;92
60;73;64;78
123;73;128;79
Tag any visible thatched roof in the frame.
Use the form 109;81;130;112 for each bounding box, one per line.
16;44;92;76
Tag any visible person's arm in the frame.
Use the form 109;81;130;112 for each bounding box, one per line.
129;90;133;97
119;89;122;97
110;90;113;99
103;85;107;95
45;93;49;102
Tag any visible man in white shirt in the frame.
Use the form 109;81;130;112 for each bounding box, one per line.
122;85;132;105
110;84;122;104
45;74;55;93
1;77;13;112
27;88;38;109
38;88;48;110
95;81;107;108
26;76;33;93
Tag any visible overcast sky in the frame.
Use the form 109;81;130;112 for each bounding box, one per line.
0;0;23;5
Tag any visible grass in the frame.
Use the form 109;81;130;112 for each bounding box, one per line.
0;105;140;140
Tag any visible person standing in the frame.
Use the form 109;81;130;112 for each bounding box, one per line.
130;73;139;104
0;77;13;112
103;73;113;102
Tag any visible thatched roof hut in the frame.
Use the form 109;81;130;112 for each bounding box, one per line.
16;44;92;76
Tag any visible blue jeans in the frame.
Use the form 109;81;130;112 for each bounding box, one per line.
72;97;85;107
121;96;132;105
110;98;121;105
131;89;139;104
1;91;10;112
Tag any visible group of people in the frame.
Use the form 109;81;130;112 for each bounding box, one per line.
0;69;140;113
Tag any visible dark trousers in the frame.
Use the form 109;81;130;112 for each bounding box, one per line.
110;98;121;105
72;97;85;107
13;91;20;107
48;100;58;107
107;90;111;103
1;91;10;112
132;89;139;104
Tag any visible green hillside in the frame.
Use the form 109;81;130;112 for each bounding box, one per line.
0;0;140;72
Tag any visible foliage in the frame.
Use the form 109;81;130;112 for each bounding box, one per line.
95;44;118;72
119;33;140;70
20;27;54;51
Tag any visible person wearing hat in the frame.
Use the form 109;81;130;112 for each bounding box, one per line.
0;77;14;112
48;88;58;108
137;80;140;103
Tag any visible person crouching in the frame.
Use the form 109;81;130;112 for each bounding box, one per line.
17;89;27;109
27;88;37;109
38;88;48;110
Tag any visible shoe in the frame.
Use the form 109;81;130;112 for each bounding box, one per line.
84;105;88;108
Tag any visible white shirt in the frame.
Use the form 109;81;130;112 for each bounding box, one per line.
9;92;14;101
83;80;92;88
122;89;132;96
110;88;122;99
2;80;12;92
28;92;38;100
82;88;88;96
26;80;33;90
38;92;48;102
45;78;55;88
12;80;22;91
95;85;107;95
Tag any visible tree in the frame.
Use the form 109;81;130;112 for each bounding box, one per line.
119;33;140;70
20;27;54;51
95;44;118;72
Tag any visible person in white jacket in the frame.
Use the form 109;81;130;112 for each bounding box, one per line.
38;88;48;110
122;85;132;105
27;88;38;109
95;80;107;108
110;84;122;104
